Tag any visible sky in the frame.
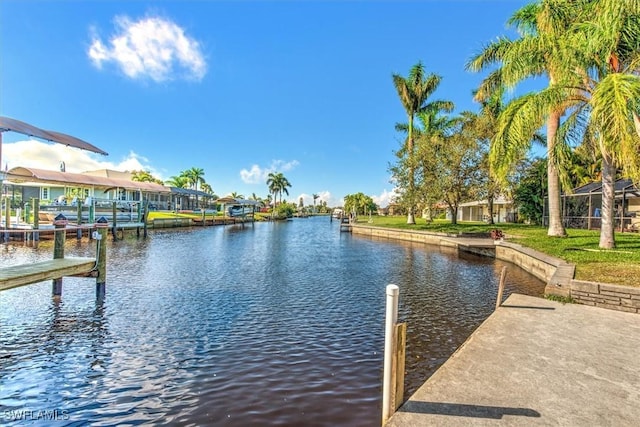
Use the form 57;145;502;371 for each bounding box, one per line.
1;0;532;208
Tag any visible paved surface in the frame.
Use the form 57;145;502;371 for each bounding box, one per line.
386;293;640;426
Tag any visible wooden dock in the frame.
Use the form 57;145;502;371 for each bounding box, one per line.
0;221;108;298
0;258;96;292
340;216;352;232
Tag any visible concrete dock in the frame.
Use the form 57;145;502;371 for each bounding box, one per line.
386;293;640;426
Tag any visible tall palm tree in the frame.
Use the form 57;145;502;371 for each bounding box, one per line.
165;175;189;188
266;172;291;205
392;61;450;224
467;0;582;237
554;0;640;248
182;167;206;208
312;193;319;213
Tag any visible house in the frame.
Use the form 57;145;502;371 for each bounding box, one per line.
560;179;640;231
3;166;174;214
457;196;517;223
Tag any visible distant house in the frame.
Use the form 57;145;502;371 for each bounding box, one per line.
457;196;517;223
560;179;640;231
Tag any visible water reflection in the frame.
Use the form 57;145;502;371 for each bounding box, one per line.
0;218;545;426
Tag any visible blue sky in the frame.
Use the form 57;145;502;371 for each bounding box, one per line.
1;0;531;207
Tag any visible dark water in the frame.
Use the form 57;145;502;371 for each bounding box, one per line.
0;217;545;426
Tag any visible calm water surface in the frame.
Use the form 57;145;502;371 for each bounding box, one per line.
0;217;545;426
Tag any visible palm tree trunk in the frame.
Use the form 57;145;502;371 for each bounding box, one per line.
546;111;567;237
599;154;616;249
407;115;416;225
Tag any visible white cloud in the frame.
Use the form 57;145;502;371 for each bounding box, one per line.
3;139;163;178
88;15;206;82
294;190;341;208
239;159;300;184
372;188;398;208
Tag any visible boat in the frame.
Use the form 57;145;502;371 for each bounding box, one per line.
227;206;254;217
332;208;343;219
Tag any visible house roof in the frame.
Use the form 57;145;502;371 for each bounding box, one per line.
571;179;639;196
169;186;215;198
0;116;108;155
6;166;170;193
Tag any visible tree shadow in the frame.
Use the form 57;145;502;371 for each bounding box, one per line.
399;401;541;419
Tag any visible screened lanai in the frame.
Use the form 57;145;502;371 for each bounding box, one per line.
560;179;640;231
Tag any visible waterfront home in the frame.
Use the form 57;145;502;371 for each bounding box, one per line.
4;166;169;208
561;178;640;231
457;196;517;223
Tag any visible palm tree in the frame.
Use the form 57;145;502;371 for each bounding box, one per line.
553;0;640;248
266;172;291;206
466;0;582;237
165;175;189;188
312;193;319;214
392;61;450;224
181;167;206;208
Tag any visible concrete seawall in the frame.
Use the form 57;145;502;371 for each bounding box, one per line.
385;293;640;426
351;224;640;314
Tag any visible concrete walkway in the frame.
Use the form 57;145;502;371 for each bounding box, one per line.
386;293;640;426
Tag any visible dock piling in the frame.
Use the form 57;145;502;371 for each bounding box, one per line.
496;266;507;310
52;214;68;297
382;284;406;425
95;217;108;299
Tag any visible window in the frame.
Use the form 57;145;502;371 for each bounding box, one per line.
41;187;50;200
84;189;90;198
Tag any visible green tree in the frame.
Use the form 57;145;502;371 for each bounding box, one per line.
556;0;640;248
513;158;547;225
312;193;319;213
266;172;292;206
131;170;164;184
466;0;584;237
392;61;450;224
165;175;189;188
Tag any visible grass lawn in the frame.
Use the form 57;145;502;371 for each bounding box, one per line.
366;216;640;288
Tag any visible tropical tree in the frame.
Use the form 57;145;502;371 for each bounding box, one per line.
466;0;584;237
391;103;455;221
266;172;291;206
392;61;450;224
557;0;640;248
512;158;547;225
312;193;319;213
131;170;163;184
343;192;375;216
230;192;244;199
165;175;189;188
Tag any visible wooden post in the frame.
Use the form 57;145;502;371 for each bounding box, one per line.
394;322;407;410
111;201;117;240
76;199;83;240
52;214;68;297
95;216;108;299
88;200;95;224
496;266;507;310
143;201;148;238
3;196;9;242
382;284;399;425
32;198;40;243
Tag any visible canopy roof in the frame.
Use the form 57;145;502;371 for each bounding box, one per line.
0;116;108;155
570;179;640;197
169;186;215;198
6;166;170;193
216;196;261;206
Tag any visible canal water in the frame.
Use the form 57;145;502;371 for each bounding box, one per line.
0;217;545;426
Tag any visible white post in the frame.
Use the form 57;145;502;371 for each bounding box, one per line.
382;284;399;425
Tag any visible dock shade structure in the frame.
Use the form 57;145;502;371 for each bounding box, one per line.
0;116;108;195
0;116;108;156
216;197;261;217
